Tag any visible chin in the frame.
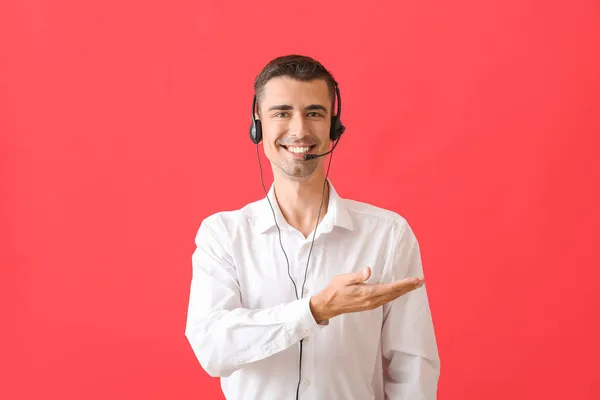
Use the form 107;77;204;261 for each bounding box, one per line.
276;162;318;179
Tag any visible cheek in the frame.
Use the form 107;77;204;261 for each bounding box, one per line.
263;143;280;160
260;134;282;161
313;121;331;140
261;125;283;148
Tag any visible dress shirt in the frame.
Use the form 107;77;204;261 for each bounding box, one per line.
185;180;440;400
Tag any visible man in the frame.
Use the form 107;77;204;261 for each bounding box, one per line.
185;55;440;400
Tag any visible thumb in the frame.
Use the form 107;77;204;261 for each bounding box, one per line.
346;267;371;284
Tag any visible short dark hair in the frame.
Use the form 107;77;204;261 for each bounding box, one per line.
253;54;337;107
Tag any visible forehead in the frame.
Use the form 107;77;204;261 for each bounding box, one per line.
260;76;331;108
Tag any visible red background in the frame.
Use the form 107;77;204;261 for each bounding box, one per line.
2;0;599;399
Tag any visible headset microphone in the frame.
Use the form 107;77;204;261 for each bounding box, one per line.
303;139;340;160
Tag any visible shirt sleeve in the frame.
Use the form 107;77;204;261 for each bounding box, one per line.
184;216;324;378
381;220;441;399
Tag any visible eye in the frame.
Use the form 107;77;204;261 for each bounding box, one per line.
307;112;323;118
274;111;290;118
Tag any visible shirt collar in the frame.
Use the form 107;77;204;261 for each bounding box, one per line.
254;179;354;235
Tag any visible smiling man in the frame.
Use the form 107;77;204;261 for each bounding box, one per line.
185;55;440;400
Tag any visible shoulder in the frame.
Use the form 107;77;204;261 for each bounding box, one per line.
343;198;410;230
341;197;419;250
194;197;265;240
343;198;405;221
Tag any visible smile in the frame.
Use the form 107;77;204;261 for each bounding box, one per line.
281;145;316;155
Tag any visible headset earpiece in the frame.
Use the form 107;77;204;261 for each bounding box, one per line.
250;95;262;144
329;84;345;141
250;119;262;144
330;116;345;141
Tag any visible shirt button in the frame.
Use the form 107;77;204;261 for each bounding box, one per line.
303;288;309;295
305;380;311;387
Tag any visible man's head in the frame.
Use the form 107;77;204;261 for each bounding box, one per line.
253;55;339;180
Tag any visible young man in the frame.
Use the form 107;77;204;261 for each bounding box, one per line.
185;55;440;400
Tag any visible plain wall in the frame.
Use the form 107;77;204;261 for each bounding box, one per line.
1;0;599;399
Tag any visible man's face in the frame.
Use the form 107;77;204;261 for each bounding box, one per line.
257;76;332;180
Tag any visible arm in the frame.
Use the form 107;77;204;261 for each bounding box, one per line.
381;221;440;399
184;216;324;377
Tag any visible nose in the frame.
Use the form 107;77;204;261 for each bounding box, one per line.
288;112;309;138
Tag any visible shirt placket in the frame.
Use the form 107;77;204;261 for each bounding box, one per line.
297;238;317;396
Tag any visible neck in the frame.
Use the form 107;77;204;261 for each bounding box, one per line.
272;169;330;237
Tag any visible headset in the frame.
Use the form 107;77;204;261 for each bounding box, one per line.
250;81;345;399
250;82;346;149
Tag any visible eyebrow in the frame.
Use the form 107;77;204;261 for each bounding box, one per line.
267;104;329;113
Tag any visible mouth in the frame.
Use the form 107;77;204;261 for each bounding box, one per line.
279;144;317;156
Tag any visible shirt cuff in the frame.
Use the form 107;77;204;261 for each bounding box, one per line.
283;297;328;342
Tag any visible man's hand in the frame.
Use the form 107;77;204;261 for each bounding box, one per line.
309;267;424;323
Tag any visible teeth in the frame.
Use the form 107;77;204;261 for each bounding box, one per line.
286;146;311;154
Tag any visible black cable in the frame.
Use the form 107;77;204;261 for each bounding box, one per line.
256;141;336;400
257;146;297;298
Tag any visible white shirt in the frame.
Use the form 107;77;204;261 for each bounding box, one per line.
185;180;440;400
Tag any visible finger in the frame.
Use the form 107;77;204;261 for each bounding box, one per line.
386;278;424;299
391;277;424;290
344;267;371;285
368;277;424;298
